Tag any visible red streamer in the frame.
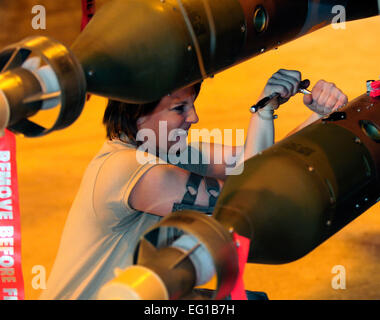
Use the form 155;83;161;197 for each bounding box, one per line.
81;0;96;31
230;233;250;300
370;81;380;98
81;0;96;101
0;130;24;300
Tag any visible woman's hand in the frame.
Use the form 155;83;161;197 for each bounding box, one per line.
303;80;348;116
258;69;303;112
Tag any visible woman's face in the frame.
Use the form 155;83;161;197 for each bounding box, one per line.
137;85;199;154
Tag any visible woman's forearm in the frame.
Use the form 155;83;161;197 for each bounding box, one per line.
235;109;275;166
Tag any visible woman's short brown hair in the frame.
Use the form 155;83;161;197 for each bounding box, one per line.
103;82;202;145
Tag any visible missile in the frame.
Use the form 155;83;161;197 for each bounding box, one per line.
71;0;380;103
98;90;380;299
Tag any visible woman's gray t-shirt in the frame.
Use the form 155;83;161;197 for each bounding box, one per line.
39;139;207;300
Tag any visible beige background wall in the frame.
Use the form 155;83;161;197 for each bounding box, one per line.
1;1;379;300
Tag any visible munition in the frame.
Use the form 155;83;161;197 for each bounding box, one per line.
215;93;380;264
71;0;379;103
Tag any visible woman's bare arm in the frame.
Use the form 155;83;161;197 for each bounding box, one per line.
129;164;223;217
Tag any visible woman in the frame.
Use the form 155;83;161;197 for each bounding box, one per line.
40;69;348;299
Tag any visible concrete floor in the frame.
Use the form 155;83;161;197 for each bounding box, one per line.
1;2;380;300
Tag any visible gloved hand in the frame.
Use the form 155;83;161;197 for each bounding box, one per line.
259;69;303;112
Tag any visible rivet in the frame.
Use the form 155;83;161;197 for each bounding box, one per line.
308;166;314;172
260;48;265;53
355;204;360;209
88;70;94;76
241;25;246;33
326;220;332;226
355;137;361;144
187;45;192;51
